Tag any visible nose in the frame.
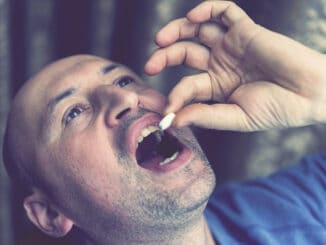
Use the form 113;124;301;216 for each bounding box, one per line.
96;85;139;127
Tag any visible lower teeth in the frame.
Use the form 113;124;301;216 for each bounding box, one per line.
159;152;179;166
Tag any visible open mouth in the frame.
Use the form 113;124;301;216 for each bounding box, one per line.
136;125;183;169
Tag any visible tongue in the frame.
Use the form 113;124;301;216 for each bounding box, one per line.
139;154;165;169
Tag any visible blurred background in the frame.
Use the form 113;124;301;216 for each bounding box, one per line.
1;0;326;244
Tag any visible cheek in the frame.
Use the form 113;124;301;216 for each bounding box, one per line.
139;89;167;113
62;133;120;182
42;132;123;201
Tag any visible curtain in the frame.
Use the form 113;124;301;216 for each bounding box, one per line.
1;0;326;244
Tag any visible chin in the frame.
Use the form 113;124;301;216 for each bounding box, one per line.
175;158;216;214
136;155;216;226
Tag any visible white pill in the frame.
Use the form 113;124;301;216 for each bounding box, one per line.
159;113;176;131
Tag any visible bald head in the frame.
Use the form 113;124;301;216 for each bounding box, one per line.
2;55;118;192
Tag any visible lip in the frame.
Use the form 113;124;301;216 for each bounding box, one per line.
127;113;192;173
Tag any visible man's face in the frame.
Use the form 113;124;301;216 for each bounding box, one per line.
19;55;215;238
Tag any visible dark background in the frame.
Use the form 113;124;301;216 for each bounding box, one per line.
1;0;326;244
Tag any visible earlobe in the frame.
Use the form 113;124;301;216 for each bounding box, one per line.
23;191;74;238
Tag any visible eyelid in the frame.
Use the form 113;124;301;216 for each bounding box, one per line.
62;103;91;126
113;75;136;87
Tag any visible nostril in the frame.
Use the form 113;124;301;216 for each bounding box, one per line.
116;108;131;120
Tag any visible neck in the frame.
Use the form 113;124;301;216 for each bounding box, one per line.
83;216;215;245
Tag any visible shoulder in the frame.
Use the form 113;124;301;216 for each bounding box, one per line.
205;153;326;244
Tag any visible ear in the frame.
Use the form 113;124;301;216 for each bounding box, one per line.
23;190;74;238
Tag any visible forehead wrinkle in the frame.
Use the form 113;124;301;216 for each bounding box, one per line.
39;59;117;143
47;58;117;94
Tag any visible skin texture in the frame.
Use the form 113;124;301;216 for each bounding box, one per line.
6;1;326;244
6;55;216;245
145;0;326;131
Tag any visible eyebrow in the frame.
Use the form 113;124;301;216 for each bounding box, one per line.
47;87;77;113
102;63;121;74
47;63;121;116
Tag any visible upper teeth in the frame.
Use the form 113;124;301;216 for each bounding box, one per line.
137;125;160;144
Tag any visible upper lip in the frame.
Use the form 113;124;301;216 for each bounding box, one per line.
127;113;162;159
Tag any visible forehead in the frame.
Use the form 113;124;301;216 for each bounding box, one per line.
14;56;119;134
41;57;113;98
21;56;119;111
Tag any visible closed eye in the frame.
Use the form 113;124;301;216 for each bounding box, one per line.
115;76;135;87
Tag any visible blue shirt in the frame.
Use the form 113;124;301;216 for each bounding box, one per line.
205;154;326;244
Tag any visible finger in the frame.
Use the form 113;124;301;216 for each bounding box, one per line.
155;18;199;47
164;72;227;115
155;18;226;48
144;41;209;75
172;103;254;131
164;73;212;114
187;1;251;28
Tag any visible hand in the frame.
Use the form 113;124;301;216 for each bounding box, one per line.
145;0;326;131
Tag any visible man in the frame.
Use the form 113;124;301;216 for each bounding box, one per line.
3;1;326;244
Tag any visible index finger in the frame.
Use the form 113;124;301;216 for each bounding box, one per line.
187;1;251;27
155;1;251;48
155;18;200;47
164;72;225;115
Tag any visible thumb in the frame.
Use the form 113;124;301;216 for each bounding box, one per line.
173;103;254;131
